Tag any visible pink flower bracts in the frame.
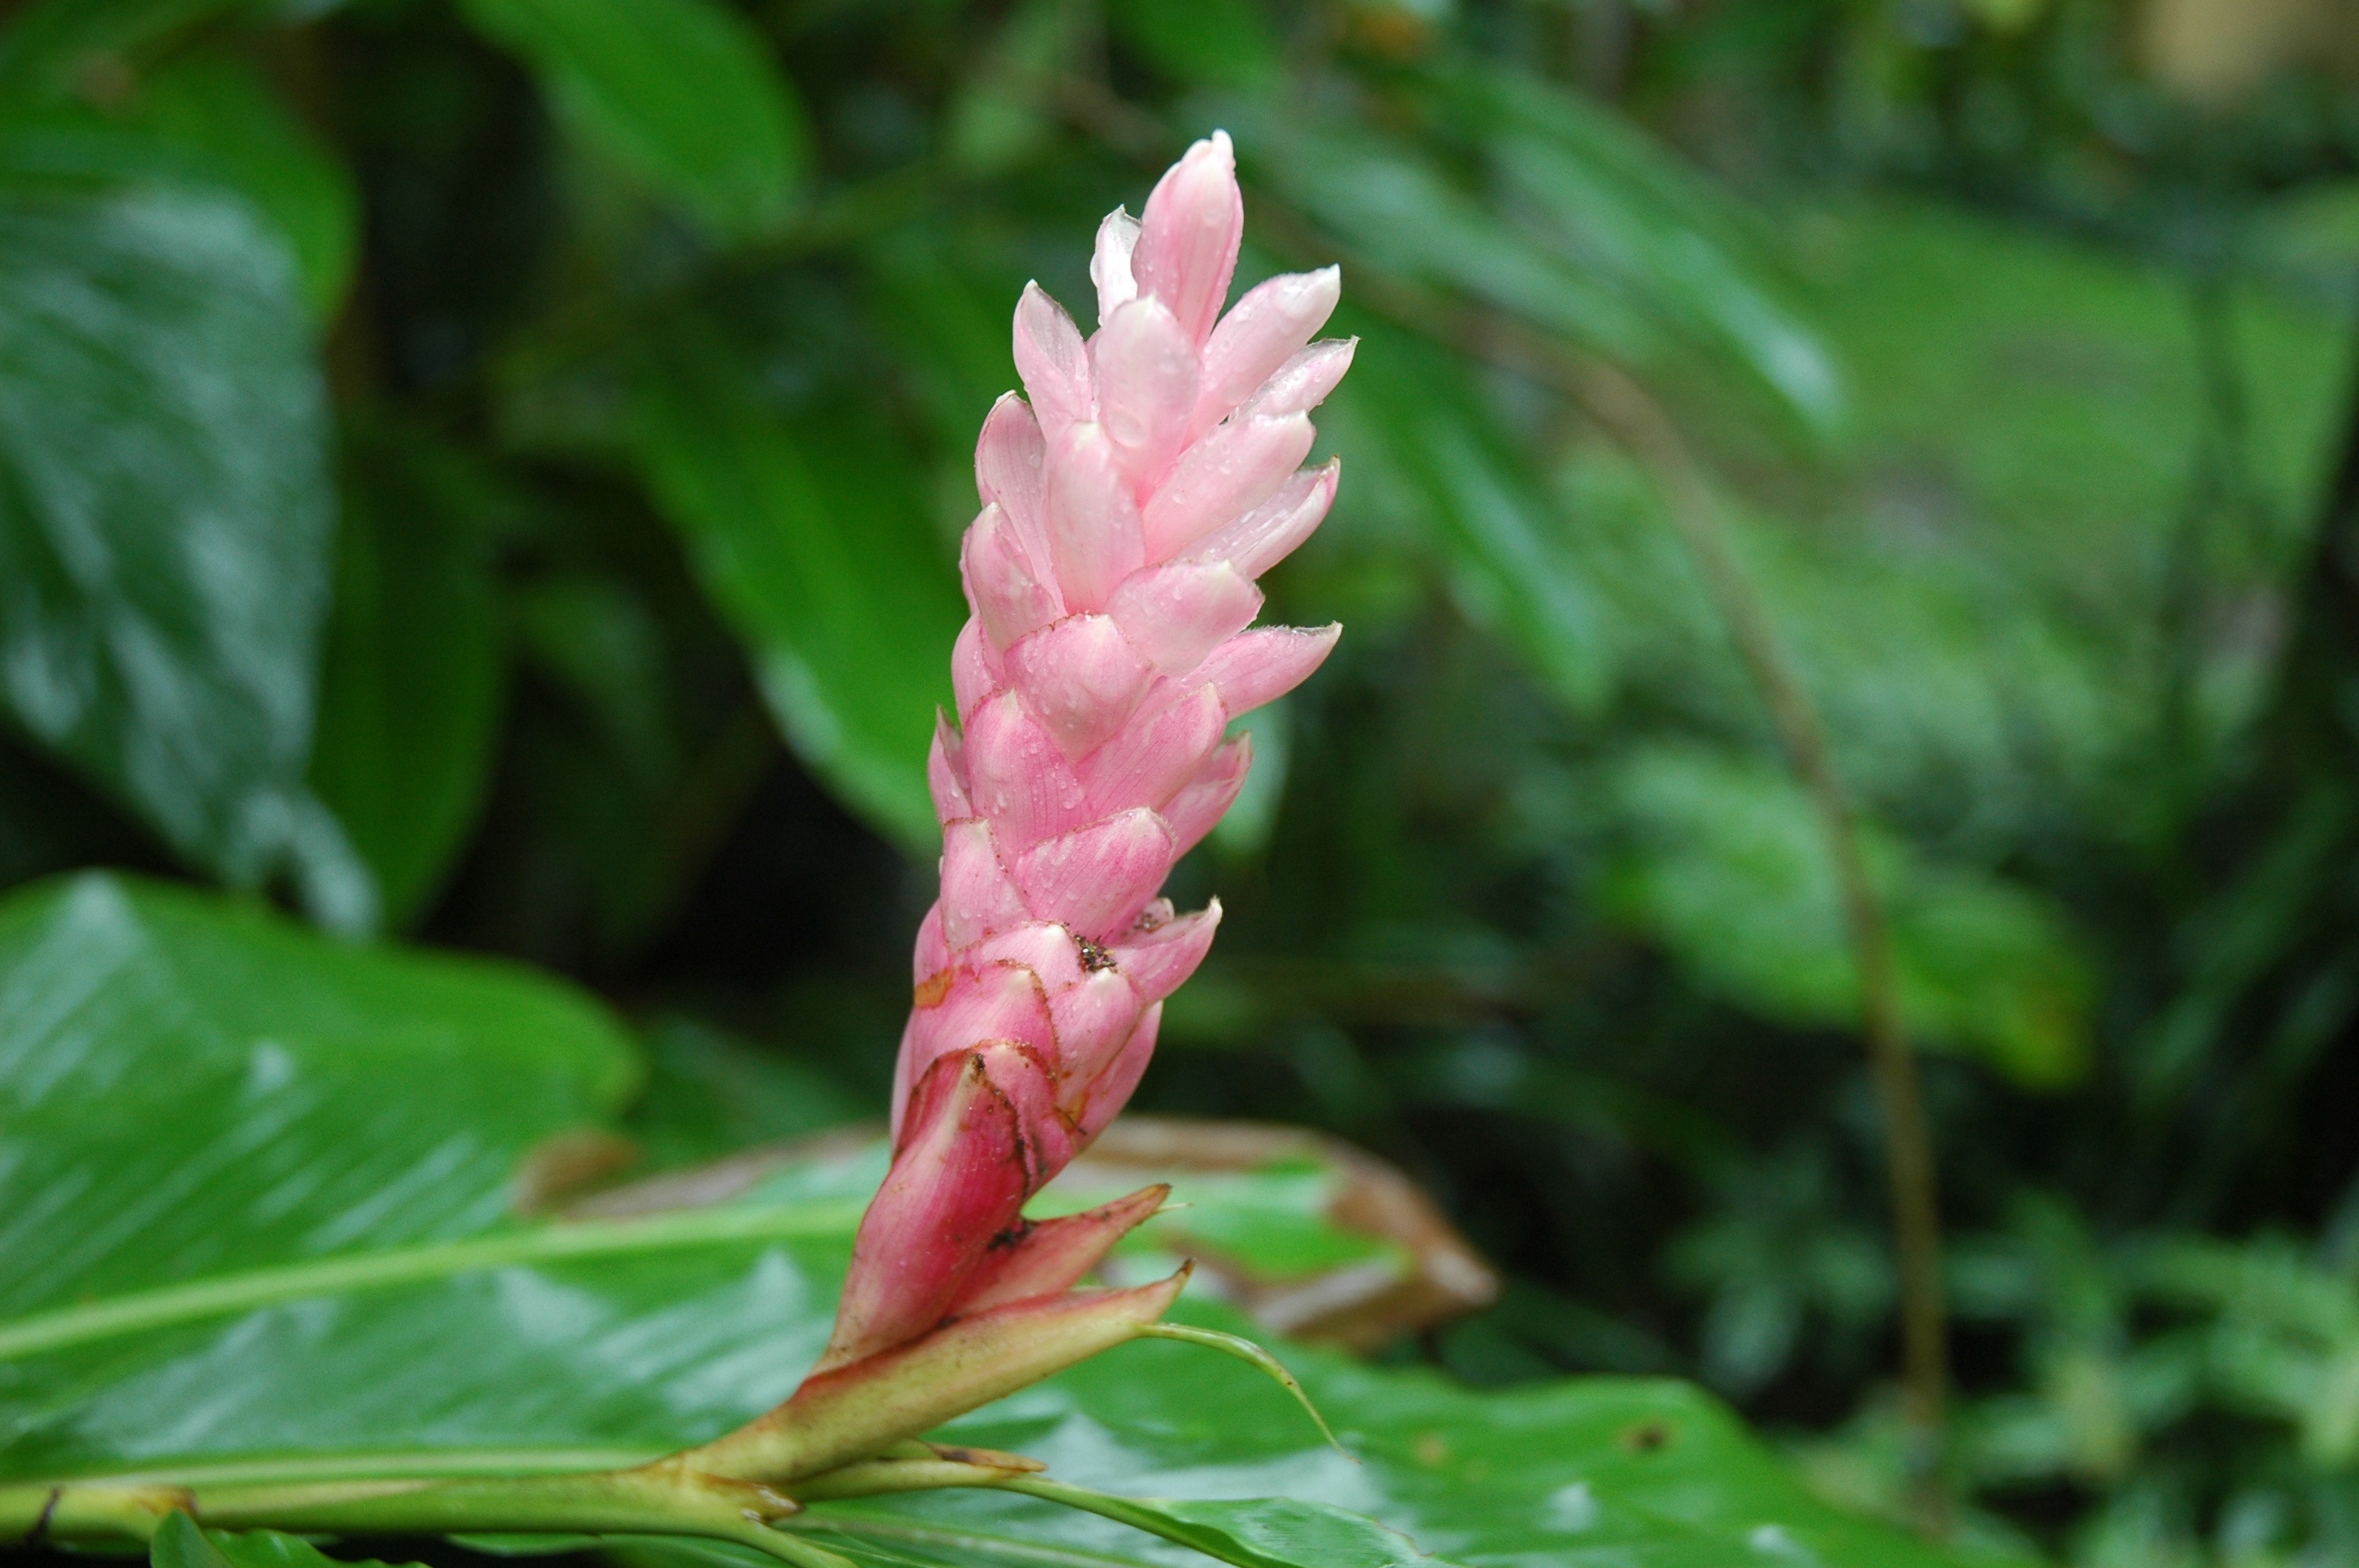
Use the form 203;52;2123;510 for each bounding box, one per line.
819;131;1354;1375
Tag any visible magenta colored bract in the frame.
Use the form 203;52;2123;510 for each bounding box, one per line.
817;132;1353;1375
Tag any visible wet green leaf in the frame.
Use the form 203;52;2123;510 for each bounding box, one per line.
308;424;505;927
0;0;236;101
114;52;358;320
626;323;964;852
0;964;1961;1568
459;0;806;241
0;52;357;320
1605;743;2094;1086
1108;0;1278;90
1465;71;1843;445
942;0;1088;175
0;173;360;923
1239;112;1659;370
152;1515;423;1568
1332;318;1612;713
623;1015;867;1170
0;872;638;1327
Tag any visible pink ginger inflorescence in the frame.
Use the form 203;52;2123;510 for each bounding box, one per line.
817;132;1354;1373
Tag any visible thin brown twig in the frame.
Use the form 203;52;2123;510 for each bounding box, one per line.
1578;366;1951;1534
1051;82;1954;1526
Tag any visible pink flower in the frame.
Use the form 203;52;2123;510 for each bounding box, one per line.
818;132;1352;1373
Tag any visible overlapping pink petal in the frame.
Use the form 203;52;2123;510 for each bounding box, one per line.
819;131;1351;1374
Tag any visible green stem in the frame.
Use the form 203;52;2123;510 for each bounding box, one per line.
0;1203;863;1363
31;1449;664;1490
4;1467;844;1566
1577;366;1952;1534
997;1478;1223;1559
1;1450;1038;1557
1130;1323;1343;1454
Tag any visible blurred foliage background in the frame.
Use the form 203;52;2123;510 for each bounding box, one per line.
1;0;2357;1562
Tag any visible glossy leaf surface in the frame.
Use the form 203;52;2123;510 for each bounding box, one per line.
0;902;1963;1568
1605;745;2093;1086
0;172;354;920
307;425;506;927
458;0;806;241
152;1515;424;1568
0;873;638;1325
626;327;965;851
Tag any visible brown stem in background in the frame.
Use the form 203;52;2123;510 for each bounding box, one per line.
1579;369;1950;1533
1056;83;1953;1525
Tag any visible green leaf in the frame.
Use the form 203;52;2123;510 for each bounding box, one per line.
1001;1482;1462;1568
942;0;1089;176
0;175;362;924
0;872;638;1326
153;1514;425;1568
1237;111;1660;371
1437;65;1843;445
1604;743;2094;1086
0;0;235;101
109;51;361;320
0;897;1960;1567
0;50;359;321
623;1015;867;1170
2;1091;1961;1568
626;322;965;852
1803;198;2339;597
1331;318;1612;713
307;423;505;927
1107;0;1279;90
457;0;805;241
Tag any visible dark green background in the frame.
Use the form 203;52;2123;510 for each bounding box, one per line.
0;0;2354;1564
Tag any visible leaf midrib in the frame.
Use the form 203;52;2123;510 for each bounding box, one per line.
0;1199;863;1363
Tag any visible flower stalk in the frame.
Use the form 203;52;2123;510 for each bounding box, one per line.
2;129;1350;1563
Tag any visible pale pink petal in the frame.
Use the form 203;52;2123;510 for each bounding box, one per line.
975;393;1053;570
1140;412;1316;562
1132;131;1241;346
1004;614;1155;757
951;618;1001;721
913;900;951;984
929;713;972;822
963;691;1090;849
1161;735;1252;856
1109;898;1221;1003
1184;459;1336;580
1014;283;1093;430
1186;623;1339;716
1239;337;1355;419
1105;559;1263;677
1048;967;1145;1090
888;1009;922;1143
946;1184;1169;1316
983;1036;1080;1189
1092;296;1201;493
940;816;1030;949
1194;266;1339;435
1076;682;1227;816
969;919;1089;995
962;504;1061;651
1090;208;1141;327
1075;1000;1160;1142
903;960;1057;1094
1042;422;1147;612
1012;808;1175;939
842;132;1355;1374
